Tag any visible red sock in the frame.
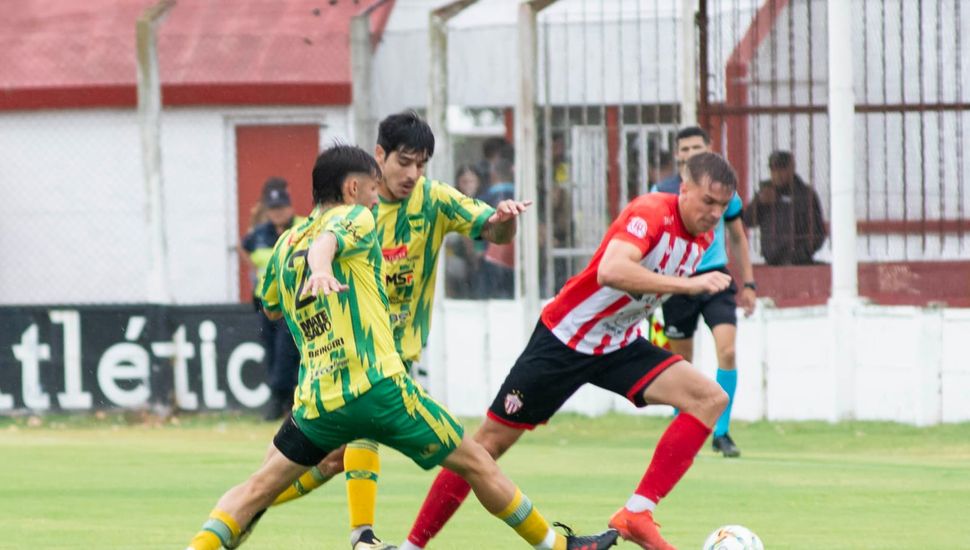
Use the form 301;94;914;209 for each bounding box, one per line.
407;467;472;547
636;412;711;503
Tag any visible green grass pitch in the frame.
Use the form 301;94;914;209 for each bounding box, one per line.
0;413;968;549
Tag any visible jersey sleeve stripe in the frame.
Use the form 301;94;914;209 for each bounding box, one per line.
469;208;493;240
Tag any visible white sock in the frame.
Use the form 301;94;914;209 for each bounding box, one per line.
534;527;558;549
350;525;372;545
625;494;657;513
399;542;424;550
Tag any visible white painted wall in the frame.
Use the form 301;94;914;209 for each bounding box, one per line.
431;299;970;425
0;106;351;305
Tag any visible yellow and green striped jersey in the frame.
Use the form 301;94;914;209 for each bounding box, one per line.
261;204;405;415
375;176;494;363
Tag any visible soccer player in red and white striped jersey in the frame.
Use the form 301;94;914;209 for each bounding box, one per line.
401;152;739;550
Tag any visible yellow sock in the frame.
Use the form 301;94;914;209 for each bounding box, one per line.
345;440;380;528
272;465;333;505
495;487;566;549
187;508;240;550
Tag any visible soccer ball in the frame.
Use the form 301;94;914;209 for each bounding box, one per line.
702;525;764;550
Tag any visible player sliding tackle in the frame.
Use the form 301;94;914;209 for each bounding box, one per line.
185;144;618;550
398;152;738;550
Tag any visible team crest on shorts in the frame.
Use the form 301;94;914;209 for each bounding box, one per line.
504;390;524;415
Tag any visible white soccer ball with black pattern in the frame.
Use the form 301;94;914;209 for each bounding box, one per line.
702;525;764;550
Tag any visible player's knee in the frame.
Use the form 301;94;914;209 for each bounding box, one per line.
709;385;729;415
318;449;346;477
717;344;736;369
454;439;499;480
685;381;728;422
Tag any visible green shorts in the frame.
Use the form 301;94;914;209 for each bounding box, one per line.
293;372;464;470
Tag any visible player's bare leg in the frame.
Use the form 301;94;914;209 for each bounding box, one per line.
186;447;308;550
273;445;345;504
440;436;619;549
710;324;741;457
401;418;526;549
608;360;727;550
666;338;694;363
225;446;346;549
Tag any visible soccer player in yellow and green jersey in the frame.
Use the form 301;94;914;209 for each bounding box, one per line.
185;144;618;550
375;159;493;367
255;112;534;550
260;199;403;417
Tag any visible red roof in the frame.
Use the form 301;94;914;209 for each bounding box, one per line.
0;0;394;110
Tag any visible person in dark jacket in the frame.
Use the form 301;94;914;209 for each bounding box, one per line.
743;150;827;265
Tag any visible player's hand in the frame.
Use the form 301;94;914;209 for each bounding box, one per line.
488;199;533;224
738;287;756;317
686;271;732;295
303;273;348;297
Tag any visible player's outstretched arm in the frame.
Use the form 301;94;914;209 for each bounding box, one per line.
597;239;731;296
304;232;349;297
479;199;533;244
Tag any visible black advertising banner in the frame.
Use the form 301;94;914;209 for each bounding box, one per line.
0;305;271;414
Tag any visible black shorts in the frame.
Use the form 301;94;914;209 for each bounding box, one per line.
487;321;682;430
273;414;330;466
662;267;738;340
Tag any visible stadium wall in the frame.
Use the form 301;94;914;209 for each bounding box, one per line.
432;300;970;426
0;106;350;305
1;301;967;426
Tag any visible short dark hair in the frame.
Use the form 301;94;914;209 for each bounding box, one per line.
675;126;711;145
768;150;794;169
377;111;435;158
455;163;481;182
493;156;514;182
686;152;737;192
312;144;381;205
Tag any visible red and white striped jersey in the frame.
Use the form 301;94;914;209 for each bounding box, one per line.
541;193;713;355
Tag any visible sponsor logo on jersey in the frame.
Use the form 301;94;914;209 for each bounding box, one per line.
627;216;648;238
385;268;414;287
382;245;408;262
408;214;426;232
504;390;524;415
299;310;332;339
389;311;411;325
307;337;344;359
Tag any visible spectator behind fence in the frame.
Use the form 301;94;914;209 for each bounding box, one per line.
647;148;675;191
239;179;304;421
476;136;512;195
743;150;827;265
481;155;516;298
445;165;487;299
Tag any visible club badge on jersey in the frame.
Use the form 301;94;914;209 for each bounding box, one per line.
504;390;524;415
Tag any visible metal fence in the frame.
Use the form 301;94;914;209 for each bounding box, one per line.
701;0;970;263
5;0;970;307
